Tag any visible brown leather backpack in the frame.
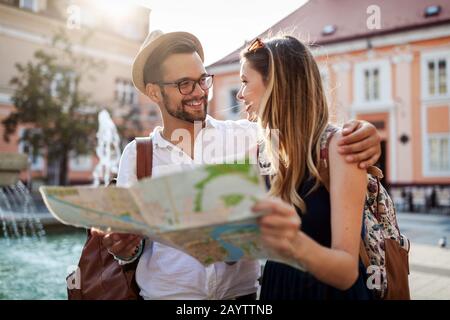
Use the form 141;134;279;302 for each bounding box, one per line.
67;137;153;300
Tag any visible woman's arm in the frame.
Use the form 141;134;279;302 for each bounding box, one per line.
299;131;367;289
254;132;367;290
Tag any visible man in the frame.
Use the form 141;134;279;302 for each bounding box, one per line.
97;30;382;300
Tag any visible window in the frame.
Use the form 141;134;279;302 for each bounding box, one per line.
50;73;63;97
428;61;435;95
19;0;38;12
115;79;137;105
428;135;450;172
422;51;450;100
439;60;447;95
364;68;380;101
322;25;337;36
69;155;93;172
228;89;241;120
427;59;447;96
50;72;75;98
18;128;44;171
353;60;391;108
424;5;441;18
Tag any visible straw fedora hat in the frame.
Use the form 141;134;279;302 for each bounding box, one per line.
132;30;204;95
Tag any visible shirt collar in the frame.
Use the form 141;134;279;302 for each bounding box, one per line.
151;115;217;149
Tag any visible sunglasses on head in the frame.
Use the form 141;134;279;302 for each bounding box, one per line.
247;38;265;52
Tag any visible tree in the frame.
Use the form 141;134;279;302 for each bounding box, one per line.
2;29;104;185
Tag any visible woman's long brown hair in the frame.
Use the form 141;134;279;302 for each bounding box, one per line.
242;35;329;213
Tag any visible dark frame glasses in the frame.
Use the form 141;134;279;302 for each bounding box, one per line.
157;74;214;95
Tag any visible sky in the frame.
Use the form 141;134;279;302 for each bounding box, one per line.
136;0;309;65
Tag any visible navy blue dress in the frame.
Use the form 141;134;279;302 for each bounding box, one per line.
259;176;373;300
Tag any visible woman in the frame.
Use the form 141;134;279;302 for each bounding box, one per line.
237;36;372;299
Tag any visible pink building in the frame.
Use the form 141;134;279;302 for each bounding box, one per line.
207;0;450;210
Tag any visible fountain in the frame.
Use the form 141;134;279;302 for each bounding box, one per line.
92;109;121;186
1;110;122;241
0;110;122;299
0;153;46;243
0;152;83;300
0;153;28;186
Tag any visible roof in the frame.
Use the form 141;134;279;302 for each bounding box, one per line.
208;0;450;68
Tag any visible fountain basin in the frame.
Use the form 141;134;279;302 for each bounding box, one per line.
0;153;28;186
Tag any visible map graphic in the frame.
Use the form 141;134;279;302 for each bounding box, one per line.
40;162;271;265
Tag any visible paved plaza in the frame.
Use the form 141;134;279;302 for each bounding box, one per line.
397;213;450;299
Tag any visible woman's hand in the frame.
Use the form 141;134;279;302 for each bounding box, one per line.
252;197;302;264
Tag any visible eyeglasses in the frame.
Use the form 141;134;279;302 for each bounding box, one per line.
247;38;265;52
157;74;214;95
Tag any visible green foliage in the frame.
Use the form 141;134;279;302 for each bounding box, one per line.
2;28;105;184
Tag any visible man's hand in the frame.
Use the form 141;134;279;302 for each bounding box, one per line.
91;228;143;260
337;120;381;169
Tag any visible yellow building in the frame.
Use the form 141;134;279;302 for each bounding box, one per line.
0;0;160;184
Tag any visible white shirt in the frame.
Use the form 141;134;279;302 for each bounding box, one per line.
116;115;262;300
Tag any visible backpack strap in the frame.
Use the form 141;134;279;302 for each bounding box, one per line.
359;238;371;269
70;138;153;300
134;137;154;262
135;137;153;179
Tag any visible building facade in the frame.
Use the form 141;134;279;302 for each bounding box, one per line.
0;0;161;185
207;0;450;211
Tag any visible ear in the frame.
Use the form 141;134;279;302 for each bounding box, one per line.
145;83;163;104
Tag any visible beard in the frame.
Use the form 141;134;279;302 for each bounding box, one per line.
162;90;208;123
